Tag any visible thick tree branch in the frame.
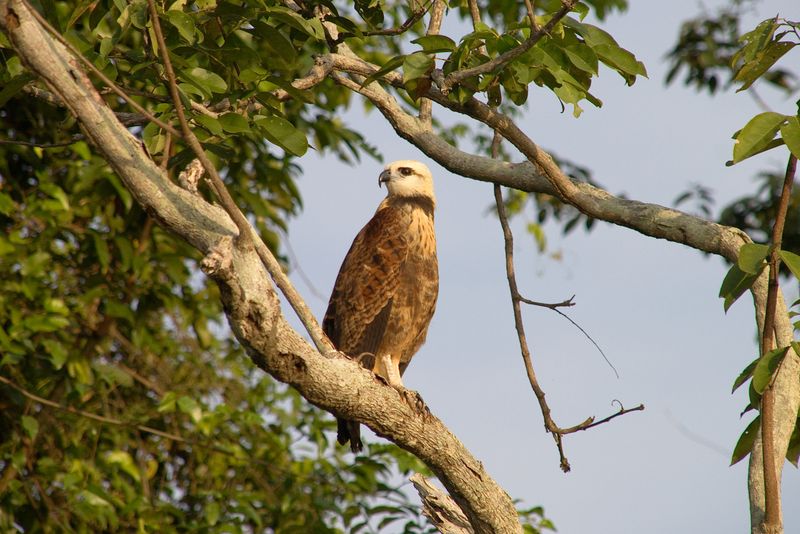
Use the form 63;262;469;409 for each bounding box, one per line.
0;1;521;531
324;48;799;526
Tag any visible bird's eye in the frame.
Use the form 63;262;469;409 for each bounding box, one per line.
398;167;413;176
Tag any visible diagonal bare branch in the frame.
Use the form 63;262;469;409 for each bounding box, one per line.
145;0;332;354
0;1;521;531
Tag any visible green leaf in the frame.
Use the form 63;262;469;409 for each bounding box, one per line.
165;10;196;44
105;175;133;212
157;392;177;413
734;41;795;92
732;358;758;394
21;251;51;276
195;114;223;136
731;415;760;466
780;116;800;159
735;19;778;65
263;6;324;40
732;112;787;164
737;243;769;274
412;35;456;53
594;43;647;81
39;183;71;212
564;43;599;74
261;26;297;65
402;52;434;82
719;264;759;311
0;192;16;216
42;339;68;369
254;115;308;156
21;415;39;440
0;73;34;107
563;18;616;47
360;54;405;87
177;395;202;422
403;52;434;100
181;67;228;96
779;249;800;280
206;501;221;525
752;346;789;395
93;233;110;273
354;0;383;27
218;113;251;134
105;450;141;482
44;298;69;315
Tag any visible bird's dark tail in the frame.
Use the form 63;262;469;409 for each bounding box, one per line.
335;352;374;453
337;418;363;453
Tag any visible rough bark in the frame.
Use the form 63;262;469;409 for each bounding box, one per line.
325;52;799;533
0;1;521;532
2;1;798;532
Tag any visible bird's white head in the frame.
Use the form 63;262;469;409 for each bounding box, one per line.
378;160;435;204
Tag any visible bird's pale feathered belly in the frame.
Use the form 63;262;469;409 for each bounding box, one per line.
383;206;438;375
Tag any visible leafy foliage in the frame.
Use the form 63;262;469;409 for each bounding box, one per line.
0;97;437;531
666;0;797;94
0;0;577;530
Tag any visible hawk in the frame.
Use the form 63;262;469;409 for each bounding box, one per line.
323;160;439;453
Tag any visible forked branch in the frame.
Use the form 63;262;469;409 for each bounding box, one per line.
491;132;643;472
145;0;333;354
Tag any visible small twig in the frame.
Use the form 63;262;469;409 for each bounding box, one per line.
419;0;445;125
759;153;796;532
20;0;181;138
492;130;641;471
523;300;620;379
438;0;577;95
146;0;333;354
518;294;574;309
523;0;538;31
340;1;432;39
0;374;187;443
0;374;289;470
0;137;81;148
578;400;644;431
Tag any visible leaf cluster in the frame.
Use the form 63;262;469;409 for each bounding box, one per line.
666;1;797;94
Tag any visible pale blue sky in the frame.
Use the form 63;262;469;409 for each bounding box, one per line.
283;2;800;532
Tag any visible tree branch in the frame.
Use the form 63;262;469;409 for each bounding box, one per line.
419;0;446;125
0;1;521;531
322;47;799;521
493;176;642;471
757;153;797;534
145;0;332;355
437;0;577;95
411;474;474;534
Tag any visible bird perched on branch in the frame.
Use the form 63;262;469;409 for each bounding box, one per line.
323;160;439;453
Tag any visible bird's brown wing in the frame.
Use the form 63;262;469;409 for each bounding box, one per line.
323;205;409;358
323;205;409;454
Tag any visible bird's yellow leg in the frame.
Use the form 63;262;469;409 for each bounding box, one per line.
378;354;404;388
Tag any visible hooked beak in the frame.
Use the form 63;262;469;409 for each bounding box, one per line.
378;169;391;188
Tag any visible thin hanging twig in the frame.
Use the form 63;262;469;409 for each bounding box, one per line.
491;131;642;471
